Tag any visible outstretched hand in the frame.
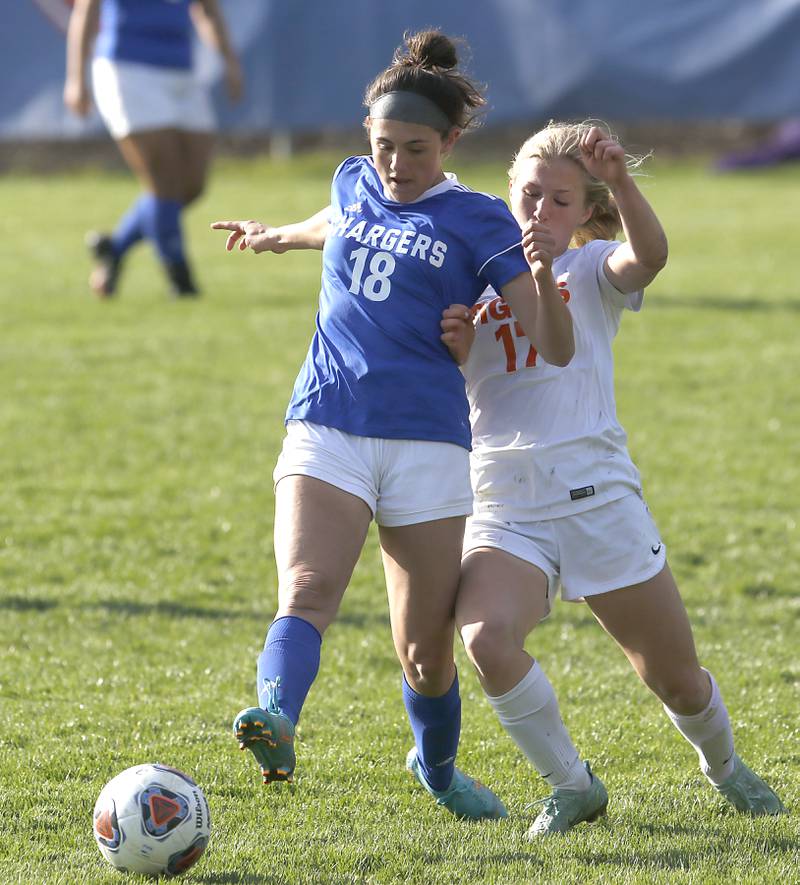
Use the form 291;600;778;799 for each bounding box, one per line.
579;126;629;187
440;304;475;365
210;220;283;254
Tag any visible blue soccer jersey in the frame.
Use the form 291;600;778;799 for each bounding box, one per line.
285;156;530;449
95;0;193;70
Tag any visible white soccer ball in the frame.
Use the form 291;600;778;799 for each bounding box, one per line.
93;763;211;878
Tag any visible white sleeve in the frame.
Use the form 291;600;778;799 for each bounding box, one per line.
594;240;644;312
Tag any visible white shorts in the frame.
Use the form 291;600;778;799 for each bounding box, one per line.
273;420;473;527
464;492;666;614
91;57;215;139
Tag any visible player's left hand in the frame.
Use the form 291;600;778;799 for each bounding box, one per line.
440;304;475;365
63;77;91;117
579;126;628;187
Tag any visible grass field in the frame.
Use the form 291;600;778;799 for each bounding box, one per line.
1;149;798;884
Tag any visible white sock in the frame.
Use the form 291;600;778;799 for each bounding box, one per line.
663;668;735;785
487;660;590;792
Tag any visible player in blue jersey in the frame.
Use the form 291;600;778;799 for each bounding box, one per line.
210;30;574;819
64;0;241;297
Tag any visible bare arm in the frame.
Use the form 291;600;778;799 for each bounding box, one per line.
579;127;668;293
63;0;101;117
190;0;243;102
498;221;574;367
501;270;573;368
210;206;331;253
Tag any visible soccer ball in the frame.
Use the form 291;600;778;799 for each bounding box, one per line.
93;763;211;877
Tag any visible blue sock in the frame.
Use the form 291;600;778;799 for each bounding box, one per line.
139;194;185;264
402;673;461;792
256;616;322;725
110;195;148;258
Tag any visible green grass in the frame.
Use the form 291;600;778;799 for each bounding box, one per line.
1;150;798;884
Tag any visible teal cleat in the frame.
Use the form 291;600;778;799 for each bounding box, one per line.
233;680;296;784
406;748;507;820
714;755;786;816
527;762;608;838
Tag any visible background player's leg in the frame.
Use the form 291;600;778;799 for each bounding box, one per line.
113;129;198;294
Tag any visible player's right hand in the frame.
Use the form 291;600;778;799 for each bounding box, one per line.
210;220;280;253
521;220;556;273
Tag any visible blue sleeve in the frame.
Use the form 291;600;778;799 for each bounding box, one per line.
469;197;529;293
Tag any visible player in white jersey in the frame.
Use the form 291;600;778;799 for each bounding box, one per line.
210;33;574;821
64;0;242;296
441;121;785;836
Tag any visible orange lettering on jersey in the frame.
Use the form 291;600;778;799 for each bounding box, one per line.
495;321;537;373
557;279;571;303
472;302;489;324
495;323;516;373
514;322;538;367
487;296;512;321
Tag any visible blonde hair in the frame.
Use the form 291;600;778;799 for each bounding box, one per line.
508;120;646;246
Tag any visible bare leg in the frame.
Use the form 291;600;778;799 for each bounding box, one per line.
457;548;591;796
586;563;785;813
235;475;372;783
101;129;212;293
381;518;507;818
456;547;548;696
585;563;709;714
273;475;372;635
116;129;213;202
87;129;187;295
174;130;214;205
380;516;465;696
115;128;193;200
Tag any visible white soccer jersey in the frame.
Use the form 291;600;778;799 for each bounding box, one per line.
462;239;644;520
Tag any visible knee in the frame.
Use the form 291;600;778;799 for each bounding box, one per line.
460;618;517;676
278;566;340;623
646;667;710;715
398;639;454;695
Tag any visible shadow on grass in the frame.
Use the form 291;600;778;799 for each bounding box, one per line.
740;582;793;598
0;594;254;621
422;850;542;869
650;295;800;312
1;593;390;627
86;599;249;620
194;875;271;884
587;849;698;870
335;609;391;630
0;595;59;612
636;821;721;838
586;834;798;870
584;823;800;871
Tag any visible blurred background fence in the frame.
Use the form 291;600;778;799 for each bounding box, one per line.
4;0;800;145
